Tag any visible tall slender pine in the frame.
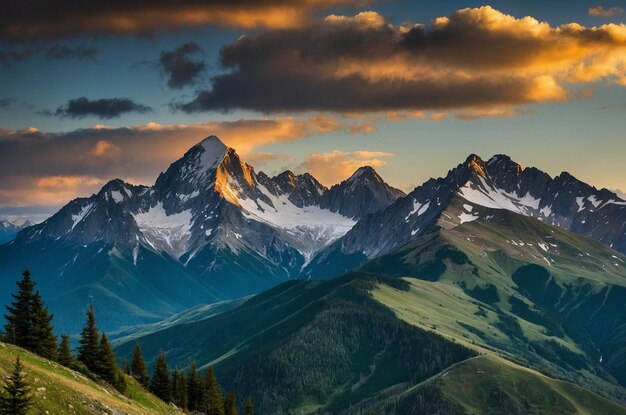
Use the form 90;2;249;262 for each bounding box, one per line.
205;366;224;415
0;356;31;415
187;361;202;411
77;304;100;374
171;368;187;410
150;351;171;402
130;342;149;387
3;269;36;347
97;333;117;384
30;291;57;360
57;333;74;368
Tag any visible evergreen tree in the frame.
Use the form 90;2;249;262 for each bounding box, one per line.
77;305;100;374
96;333;117;384
57;333;74;368
171;368;187;410
224;391;238;415
130;342;149;387
204;366;224;415
3;269;36;347
150;351;171;402
0;357;31;415
187;361;202;411
244;397;253;415
30;291;57;360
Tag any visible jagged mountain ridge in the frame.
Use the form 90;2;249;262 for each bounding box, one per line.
0;136;403;332
0;217;34;244
305;153;626;277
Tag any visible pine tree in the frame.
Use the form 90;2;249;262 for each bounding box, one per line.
224;391;238;415
3;269;36;348
0;356;31;415
171;368;187;410
204;366;224;415
150;351;171;402
77;304;100;374
97;332;117;384
30;291;57;360
130;342;149;387
57;333;74;368
187;361;202;411
244;397;253;415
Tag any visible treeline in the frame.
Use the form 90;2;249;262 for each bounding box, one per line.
126;343;253;414
2;269;126;392
1;269;254;414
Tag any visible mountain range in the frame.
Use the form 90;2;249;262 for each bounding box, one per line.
304;153;626;278
0;136;625;335
0;136;404;332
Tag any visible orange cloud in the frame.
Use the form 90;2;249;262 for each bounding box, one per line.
91;140;122;157
0;115;374;207
299;150;393;186
180;6;626;114
0;0;369;38
589;6;624;17
0;175;106;207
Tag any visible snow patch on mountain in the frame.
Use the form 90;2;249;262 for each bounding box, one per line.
459;212;479;224
405;200;430;221
71;203;95;230
133;203;193;258
239;183;355;258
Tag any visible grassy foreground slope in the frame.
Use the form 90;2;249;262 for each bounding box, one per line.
0;342;179;415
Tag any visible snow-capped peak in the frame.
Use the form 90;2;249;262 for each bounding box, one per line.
196;135;229;171
347;166;382;183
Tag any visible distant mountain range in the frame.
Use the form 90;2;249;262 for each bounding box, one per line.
1;136;625;334
304;153;626;277
0;217;33;244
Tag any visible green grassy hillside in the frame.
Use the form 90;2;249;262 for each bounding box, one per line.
364;209;626;400
116;274;476;414
340;355;626;415
115;271;626;414
0;342;179;415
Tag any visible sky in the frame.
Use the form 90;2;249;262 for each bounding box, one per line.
1;0;626;218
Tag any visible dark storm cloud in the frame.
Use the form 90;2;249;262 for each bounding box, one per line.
53;97;152;119
159;43;206;89
0;0;367;39
176;7;626;114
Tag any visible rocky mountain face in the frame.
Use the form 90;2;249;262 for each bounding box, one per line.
304;153;626;278
0;217;33;244
0;136;403;332
320;166;406;219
